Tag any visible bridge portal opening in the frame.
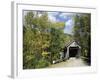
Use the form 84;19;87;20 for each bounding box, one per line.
69;47;79;57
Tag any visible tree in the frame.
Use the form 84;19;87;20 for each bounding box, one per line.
23;11;51;69
73;14;91;65
23;11;74;68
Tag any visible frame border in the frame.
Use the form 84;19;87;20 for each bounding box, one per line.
11;1;97;78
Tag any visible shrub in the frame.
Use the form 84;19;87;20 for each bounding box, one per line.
36;58;50;68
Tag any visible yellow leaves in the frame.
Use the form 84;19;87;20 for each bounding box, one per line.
50;21;65;29
26;55;33;61
55;22;65;28
42;51;49;56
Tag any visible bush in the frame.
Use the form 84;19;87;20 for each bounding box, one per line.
36;58;50;68
52;53;60;61
23;54;38;69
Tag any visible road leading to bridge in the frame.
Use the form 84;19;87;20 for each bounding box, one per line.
48;58;88;68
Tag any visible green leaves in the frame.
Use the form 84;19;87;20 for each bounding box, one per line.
25;11;34;26
23;11;72;69
73;14;91;65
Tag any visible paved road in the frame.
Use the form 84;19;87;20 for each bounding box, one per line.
48;57;88;68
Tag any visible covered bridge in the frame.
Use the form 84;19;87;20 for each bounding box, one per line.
61;40;81;60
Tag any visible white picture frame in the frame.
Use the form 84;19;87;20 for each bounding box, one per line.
11;1;97;78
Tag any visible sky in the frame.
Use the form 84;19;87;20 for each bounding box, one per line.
24;11;75;35
48;12;75;34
